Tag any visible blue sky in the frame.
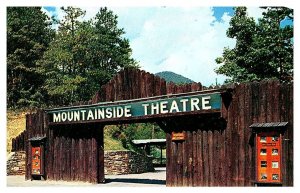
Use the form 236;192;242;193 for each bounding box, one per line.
212;7;234;21
42;6;281;86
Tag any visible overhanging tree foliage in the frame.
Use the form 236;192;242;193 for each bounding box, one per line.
7;7;54;108
215;7;293;83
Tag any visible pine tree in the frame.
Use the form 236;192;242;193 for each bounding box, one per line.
38;7;138;106
37;7;88;105
7;7;54;108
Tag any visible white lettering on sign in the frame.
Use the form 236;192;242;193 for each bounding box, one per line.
160;101;168;114
202;96;211;110
61;112;67;122
51;93;218;123
191;98;200;111
53;113;61;122
106;108;112;118
113;107;116;118
124;106;132;117
53;106;134;122
74;111;80;121
67;112;73;121
170;100;180;113
87;110;94;120
81;110;86;121
142;104;149;115
151;102;159;115
98;108;105;119
180;99;188;111
116;107;123;117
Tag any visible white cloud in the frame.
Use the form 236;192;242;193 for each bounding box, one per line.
128;7;235;86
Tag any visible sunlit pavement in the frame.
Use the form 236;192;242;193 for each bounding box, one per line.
7;167;166;187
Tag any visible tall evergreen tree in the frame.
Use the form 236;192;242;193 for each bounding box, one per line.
37;7;87;105
215;7;293;83
38;7;138;106
7;7;54;108
82;7;138;98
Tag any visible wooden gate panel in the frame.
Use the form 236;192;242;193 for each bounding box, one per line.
45;124;103;183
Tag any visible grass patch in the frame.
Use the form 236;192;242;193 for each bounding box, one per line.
104;138;126;150
7;110;28;155
104;125;125;150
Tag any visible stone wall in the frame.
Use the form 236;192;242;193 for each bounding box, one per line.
7;151;26;175
7;150;154;176
104;150;154;175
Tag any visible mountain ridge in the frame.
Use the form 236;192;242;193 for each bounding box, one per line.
155;71;195;84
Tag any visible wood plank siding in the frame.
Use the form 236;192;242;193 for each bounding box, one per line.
19;68;292;186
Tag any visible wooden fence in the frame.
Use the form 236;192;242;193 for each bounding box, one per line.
11;131;26;152
17;68;293;186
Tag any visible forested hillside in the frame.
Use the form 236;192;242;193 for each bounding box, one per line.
155;71;194;84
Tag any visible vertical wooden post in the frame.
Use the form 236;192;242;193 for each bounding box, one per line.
97;125;105;183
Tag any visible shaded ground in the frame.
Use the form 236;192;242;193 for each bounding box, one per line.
7;167;166;187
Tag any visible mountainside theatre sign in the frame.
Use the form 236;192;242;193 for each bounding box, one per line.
47;91;221;124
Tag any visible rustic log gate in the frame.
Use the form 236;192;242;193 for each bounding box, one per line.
19;68;293;186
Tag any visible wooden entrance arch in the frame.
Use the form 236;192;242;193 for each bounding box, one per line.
22;68;293;186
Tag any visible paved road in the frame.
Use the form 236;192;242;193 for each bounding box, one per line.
7;167;166;187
